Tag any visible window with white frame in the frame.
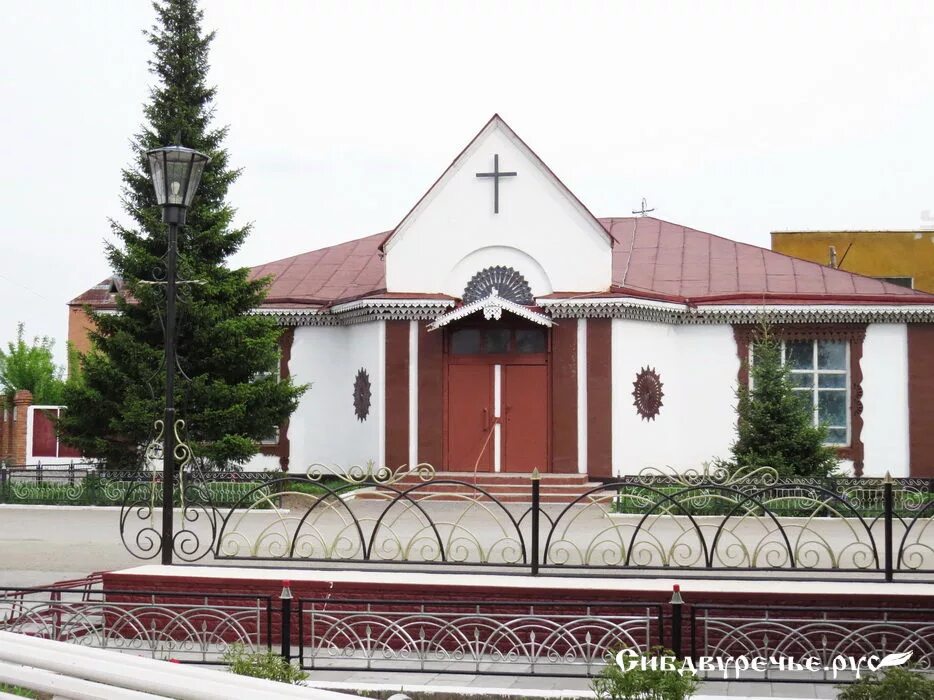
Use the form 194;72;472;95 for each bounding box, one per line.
783;339;849;445
256;356;282;446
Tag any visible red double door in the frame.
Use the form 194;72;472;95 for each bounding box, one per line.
446;363;548;472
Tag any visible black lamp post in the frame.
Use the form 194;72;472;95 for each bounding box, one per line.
146;144;210;566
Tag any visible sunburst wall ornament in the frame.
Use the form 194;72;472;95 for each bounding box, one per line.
353;368;371;422
632;367;664;420
463;266;533;305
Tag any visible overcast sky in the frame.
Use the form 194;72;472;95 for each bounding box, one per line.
2;0;933;365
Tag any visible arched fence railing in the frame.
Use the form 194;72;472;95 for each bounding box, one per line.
105;463;934;581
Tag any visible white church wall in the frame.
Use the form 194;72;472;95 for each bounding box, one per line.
611;320;737;475
385;123;611;297
285;322;383;473
861;323;910;478
240;453;280;472
343;322;384;468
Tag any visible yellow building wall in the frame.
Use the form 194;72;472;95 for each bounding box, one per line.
771;231;934;293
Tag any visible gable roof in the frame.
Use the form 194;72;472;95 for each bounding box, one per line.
68;277;124;310
70;216;934;311
379;114;613;253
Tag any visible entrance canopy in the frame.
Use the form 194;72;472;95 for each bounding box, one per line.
428;288;553;331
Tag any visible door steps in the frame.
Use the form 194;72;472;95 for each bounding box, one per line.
353;471;608;503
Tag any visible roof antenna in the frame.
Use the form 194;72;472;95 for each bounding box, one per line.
828;246;837;269
632;197;655;217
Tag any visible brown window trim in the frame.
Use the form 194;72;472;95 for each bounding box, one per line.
259;327;294;471
732;324;866;476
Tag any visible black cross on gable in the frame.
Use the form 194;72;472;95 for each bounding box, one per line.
475;154;517;214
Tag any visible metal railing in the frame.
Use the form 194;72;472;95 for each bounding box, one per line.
298;598;664;677
0;585;272;664
133;463;934;582
2;583;929;682
689;603;934;682
0;463;279;507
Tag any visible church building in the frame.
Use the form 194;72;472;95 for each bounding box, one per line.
71;116;934;478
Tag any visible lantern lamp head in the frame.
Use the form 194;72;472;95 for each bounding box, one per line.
146;144;210;223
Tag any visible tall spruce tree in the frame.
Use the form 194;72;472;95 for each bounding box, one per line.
730;327;838;479
60;0;304;469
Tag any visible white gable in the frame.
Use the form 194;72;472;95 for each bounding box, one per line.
384;116;612;297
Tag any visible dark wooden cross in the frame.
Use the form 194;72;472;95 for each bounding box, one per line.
475;154;517;214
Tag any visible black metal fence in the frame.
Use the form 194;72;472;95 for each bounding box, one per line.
132;464;933;582
0;463;280;507
2;583;930;682
5;463;934;581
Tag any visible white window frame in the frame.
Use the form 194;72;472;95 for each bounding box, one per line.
749;339;851;447
256;355;282;446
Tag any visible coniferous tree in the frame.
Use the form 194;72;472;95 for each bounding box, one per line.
60;0;304;469
730;327;839;479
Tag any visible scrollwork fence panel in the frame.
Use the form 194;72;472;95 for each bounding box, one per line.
690;604;934;682
299;598;663;677
99;460;934;579
214;463;529;566
0;587;272;663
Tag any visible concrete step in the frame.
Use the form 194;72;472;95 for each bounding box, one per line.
355;472;608;503
395;472;591;486
392;491;613;504
400;482;597;492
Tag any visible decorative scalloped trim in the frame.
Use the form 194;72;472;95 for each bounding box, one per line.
253;297;934;327
251;300;456;327
540;298;934;324
428;289;553;330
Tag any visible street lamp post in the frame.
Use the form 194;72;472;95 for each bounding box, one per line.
146;144;210;566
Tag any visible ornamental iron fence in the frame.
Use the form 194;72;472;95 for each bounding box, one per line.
298;598;664;677
1;584;930;683
114;462;934;581
0;585;271;664
690;604;934;682
5;461;933;580
0;463;280;508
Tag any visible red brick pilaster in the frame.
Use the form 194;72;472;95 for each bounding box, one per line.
12;390;33;466
0;397;11;462
385;321;410;470
551;321;578;473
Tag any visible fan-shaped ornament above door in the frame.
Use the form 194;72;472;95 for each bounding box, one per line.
463;266;534;305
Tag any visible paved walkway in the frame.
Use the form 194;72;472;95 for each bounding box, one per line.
0;505;140;587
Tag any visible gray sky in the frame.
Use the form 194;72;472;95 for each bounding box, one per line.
2;0;933;365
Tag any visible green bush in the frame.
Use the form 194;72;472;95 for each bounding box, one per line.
592;647;698;700
222;644;308;685
837;666;934;700
611;485;932;519
0;683;39;698
0;478;272;507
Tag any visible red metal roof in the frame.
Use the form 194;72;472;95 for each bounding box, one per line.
247;231;389;307
604;217;933;305
72;217;934;309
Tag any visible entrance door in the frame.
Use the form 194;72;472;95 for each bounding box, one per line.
447;364;494;471
503;365;548;472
